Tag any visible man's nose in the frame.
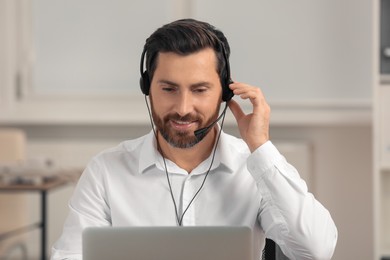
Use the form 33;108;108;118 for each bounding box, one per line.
176;91;193;117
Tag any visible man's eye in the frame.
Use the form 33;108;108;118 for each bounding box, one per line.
162;87;175;92
193;88;207;93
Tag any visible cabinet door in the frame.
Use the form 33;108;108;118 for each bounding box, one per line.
20;0;173;99
0;0;178;122
192;0;372;103
380;86;390;168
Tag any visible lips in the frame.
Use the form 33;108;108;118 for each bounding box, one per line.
170;119;197;131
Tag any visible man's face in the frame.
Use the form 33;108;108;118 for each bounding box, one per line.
149;48;222;148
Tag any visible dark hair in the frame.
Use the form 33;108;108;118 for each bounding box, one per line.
143;19;231;85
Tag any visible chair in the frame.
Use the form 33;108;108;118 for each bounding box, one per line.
263;238;275;259
263;239;289;260
0;128;28;260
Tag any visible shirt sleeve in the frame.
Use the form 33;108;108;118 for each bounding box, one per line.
247;141;338;260
51;158;111;260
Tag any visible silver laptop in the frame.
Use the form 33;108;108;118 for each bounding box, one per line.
83;226;253;260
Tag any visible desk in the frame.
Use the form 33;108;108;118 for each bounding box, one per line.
0;177;74;260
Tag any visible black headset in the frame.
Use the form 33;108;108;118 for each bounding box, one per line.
139;42;234;102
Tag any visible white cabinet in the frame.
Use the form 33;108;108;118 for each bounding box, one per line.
374;0;390;259
379;87;390;168
0;0;177;124
375;86;390;259
375;85;390;259
192;0;372;103
0;0;372;125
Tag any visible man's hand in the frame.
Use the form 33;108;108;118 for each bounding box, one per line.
228;82;270;153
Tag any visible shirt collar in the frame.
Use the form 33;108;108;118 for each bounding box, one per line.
138;128;240;175
215;129;241;174
138;131;161;174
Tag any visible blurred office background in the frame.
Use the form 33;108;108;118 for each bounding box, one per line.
0;0;381;259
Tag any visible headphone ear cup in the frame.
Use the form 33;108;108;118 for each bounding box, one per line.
140;71;150;95
222;79;234;102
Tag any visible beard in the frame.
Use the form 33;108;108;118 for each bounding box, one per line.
150;99;220;149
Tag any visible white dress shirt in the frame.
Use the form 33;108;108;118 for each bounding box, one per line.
51;131;337;260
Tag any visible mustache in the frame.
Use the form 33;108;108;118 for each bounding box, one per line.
164;113;199;122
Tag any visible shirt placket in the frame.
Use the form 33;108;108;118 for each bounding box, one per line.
181;175;196;226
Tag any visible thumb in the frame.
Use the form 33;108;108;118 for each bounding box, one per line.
228;99;245;122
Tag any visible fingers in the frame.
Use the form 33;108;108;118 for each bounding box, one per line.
229;82;264;106
229;82;269;111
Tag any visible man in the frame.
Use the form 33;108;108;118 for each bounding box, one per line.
52;19;337;259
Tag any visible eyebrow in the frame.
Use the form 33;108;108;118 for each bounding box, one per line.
157;80;212;88
158;80;179;87
191;81;212;88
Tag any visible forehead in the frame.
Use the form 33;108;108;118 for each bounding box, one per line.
155;48;218;71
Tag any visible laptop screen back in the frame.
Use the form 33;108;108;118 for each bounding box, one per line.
83;226;253;260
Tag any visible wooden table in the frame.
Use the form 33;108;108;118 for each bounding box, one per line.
0;176;74;260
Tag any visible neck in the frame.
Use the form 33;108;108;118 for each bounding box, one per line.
157;127;218;173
